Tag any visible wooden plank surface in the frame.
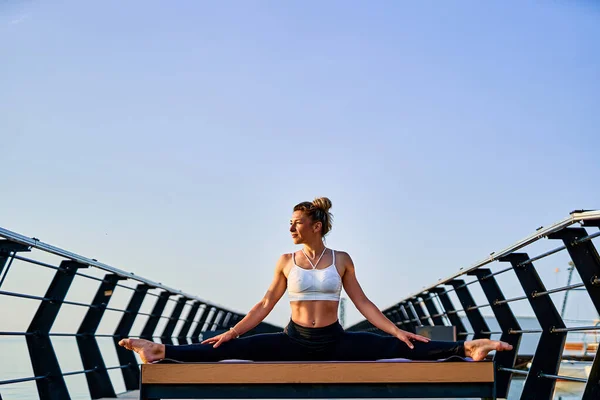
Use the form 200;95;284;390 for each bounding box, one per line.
142;362;494;384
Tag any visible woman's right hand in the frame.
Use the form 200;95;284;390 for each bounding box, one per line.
201;329;238;348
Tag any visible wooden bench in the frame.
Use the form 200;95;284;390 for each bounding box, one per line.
140;361;496;399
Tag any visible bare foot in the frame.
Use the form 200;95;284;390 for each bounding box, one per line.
118;338;166;364
464;339;513;361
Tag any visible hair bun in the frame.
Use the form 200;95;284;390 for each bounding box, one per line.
312;197;332;212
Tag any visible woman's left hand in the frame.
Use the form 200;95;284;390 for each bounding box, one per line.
395;330;430;349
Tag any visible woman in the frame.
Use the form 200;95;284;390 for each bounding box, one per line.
120;197;511;363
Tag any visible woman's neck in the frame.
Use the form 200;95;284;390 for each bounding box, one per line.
302;241;326;258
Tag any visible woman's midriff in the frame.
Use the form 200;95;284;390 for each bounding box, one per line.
290;300;340;328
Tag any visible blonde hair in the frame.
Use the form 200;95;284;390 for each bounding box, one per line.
293;197;333;236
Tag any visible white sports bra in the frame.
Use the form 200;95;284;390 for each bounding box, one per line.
287;249;342;302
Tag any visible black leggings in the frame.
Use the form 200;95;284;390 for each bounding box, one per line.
165;320;465;362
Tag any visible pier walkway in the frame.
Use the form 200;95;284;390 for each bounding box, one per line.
1;210;599;399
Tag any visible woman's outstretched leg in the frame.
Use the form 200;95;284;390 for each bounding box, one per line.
332;332;512;361
120;332;304;363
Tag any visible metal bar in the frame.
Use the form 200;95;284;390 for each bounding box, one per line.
0;290;49;301
517;245;566;267
480;331;503;335
105;306;128;313
466;303;491;310
26;260;85;400
115;282;138;291
509;329;543;334
533;283;586;297
114;283;150;391
497;367;529;376
398;305;416;333
105;364;134;371
410;298;430;326
405;302;424;327
77;273;123;398
61;368;97;377
0;331;34;336
51;333;84;337
74;271;105;282
552;326;600;333
481;266;513;280
140;291;172;340
0;375;49;385
470;268;522;399
62;299;97;308
425;312;445;320
421;293;445;325
500;253;566;400
0;251;17;289
494;295;528;305
210;309;225;331
0;241;31;289
448;279;490;340
0;226;234;311
221;312;232;328
13;254;59;270
574;230;600;244
538;372;587;383
177;301;202;345
161;296;188;345
429;288;468;339
403;210;600;298
191;305;212;343
548;227;600;400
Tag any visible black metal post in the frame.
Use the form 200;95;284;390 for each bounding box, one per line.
410;297;431;326
191;305;213;343
398;304;416;333
470;269;522;399
500;253;567;400
429;287;468;339
26;260;85;400
177;301;201;345
548;227;600;400
422;293;445;326
160;296;188;345
396;307;412;331
0;240;30;288
76;273;124;399
447;280;490;340
114;284;150;391
227;313;240;329
386;308;404;329
210;308;223;331
222;312;233;328
140;291;172;340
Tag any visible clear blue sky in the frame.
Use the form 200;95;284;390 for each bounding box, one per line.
1;0;599;329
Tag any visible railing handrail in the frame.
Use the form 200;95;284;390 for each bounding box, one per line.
349;209;600;399
407;210;600;300
0;226;234;312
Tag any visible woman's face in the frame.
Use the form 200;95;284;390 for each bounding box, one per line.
289;210;320;244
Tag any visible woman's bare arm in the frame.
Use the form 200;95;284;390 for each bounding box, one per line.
202;254;288;347
340;252;429;348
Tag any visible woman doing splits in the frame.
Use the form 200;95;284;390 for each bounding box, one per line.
119;197;512;363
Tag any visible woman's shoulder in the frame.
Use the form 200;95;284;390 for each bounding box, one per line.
331;249;353;265
275;253;293;266
332;249;351;258
279;252;293;261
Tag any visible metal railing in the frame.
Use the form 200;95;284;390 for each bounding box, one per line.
0;227;281;400
347;210;600;400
